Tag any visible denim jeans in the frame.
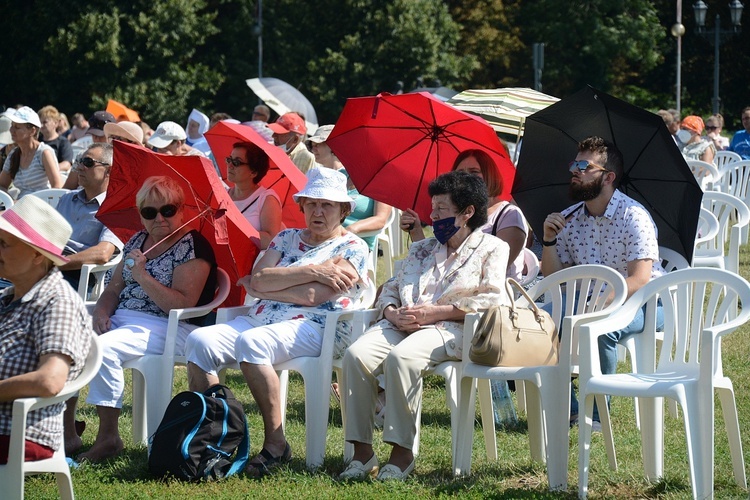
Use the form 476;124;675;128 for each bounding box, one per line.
542;294;664;421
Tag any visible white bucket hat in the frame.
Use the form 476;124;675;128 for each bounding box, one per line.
307;124;335;144
292;167;356;211
4;106;42;128
147;121;187;149
0;195;72;266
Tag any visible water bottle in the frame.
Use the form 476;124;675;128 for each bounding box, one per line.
491;380;517;428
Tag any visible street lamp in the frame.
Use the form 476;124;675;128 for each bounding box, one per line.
693;0;744;114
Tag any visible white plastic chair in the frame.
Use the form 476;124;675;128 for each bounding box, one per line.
0;190;13;210
686;159;720;191
0;331;102;500
714;150;742;182
455;265;628;488
518;247;540;287
357;207;397;280
77;252;123;303
30;188;71;208
694;191;750;274
214;271;377;470
123;268;231;444
578;268;750;499
349;308;482;472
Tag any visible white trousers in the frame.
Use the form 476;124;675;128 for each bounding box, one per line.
85;310;196;408
342;324;457;450
185;317;322;375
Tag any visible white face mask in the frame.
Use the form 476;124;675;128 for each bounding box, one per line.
676;129;692;144
277;136;294;154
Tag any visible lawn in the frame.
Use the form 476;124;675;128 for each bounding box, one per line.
23;244;750;499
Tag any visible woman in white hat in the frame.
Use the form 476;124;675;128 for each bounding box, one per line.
0;106;63;199
185;167;369;476
0;195;92;464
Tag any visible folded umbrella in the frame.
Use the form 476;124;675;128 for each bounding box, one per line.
97;141;260;306
326;92;516;224
204;121;308;230
513;85;701;262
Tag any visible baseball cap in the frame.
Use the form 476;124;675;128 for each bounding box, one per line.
267;112;307;135
86;111;116;137
147;121;187;149
4;106;42;128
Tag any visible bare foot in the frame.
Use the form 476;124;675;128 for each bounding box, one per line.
65;435;83;457
77;437;124;463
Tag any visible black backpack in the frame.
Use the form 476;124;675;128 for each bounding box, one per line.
148;385;249;481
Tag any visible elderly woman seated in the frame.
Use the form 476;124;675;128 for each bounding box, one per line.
0;196;91;464
73;175;217;462
185;167;369;477
339;170;510;481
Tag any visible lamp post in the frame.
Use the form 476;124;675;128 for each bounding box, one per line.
693;0;744;115
672;0;686;115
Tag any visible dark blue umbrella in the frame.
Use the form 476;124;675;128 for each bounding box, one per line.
512;85;702;262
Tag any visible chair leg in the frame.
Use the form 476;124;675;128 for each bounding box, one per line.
639;396;664;482
515;379;527;414
131;370;148;445
301;371;331;470
682;390;714;499
55;469;75;500
477;378;497;460
277;370;289;433
454;375;477;476
596;394;618;471
524;383;546;463
716;384;747;488
538;378;569;491
578;392;596;499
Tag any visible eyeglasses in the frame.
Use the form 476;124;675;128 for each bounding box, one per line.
109;135;137;144
225;156;249;167
77;157;110;169
568;160;608;174
140;204;179;220
705;126;718;131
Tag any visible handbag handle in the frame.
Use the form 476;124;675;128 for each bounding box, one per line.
505;278;546;323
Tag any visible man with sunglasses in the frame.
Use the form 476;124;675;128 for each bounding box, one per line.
55;143;123;293
541;136;664;431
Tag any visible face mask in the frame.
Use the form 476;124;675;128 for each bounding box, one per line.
676;129;692;144
433;216;460;244
277;136;294;154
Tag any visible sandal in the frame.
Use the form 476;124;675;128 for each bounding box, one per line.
245;442;292;478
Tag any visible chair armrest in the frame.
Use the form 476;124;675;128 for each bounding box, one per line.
216;305;253;324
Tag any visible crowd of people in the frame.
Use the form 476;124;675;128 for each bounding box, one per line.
0;98;748;485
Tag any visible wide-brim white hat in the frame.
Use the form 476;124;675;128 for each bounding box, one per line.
0;195;72;266
104;121;144;145
292;167;356;211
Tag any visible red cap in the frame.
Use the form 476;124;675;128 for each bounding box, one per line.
267;112;307;135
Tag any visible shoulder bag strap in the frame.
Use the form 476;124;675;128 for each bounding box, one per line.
491;203;512;236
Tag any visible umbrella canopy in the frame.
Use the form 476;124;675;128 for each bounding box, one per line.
513;85;702;262
106;99;140;122
326;92;516;224
246;77;318;134
448;87;559;141
97;141;260;306
204;121;308;229
407;86;459;102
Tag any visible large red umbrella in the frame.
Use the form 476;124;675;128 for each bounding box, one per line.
204;121;308;229
326;92;516;223
96;141;260;307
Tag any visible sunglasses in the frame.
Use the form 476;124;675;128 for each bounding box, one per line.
225;156;249;167
568;160;608;174
77;157;110;169
705;126;718;131
140;204;179;220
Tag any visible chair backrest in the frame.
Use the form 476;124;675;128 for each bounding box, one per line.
658;246;691;272
30;188;70;208
716;160;750;200
686;159;720;190
0;190;13;210
522;264;628;369
518;247;540;286
714;150;742;177
78;252;124;302
694;207;721;249
700;192;750;268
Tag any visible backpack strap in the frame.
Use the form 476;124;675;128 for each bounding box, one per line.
225;416;250;476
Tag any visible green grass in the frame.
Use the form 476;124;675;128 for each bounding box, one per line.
23;246;750;499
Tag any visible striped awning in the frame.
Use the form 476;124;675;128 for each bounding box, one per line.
447;87;559;137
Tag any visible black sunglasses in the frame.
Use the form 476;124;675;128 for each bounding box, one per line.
225;156;249;167
140;204;179;220
77;156;110;168
705;126;718;131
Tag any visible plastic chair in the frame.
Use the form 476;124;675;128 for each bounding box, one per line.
0;331;102;500
0;190;13;210
30;188;70;208
455;265;628;488
77;252;123;303
686;159;720;191
518;247;540;287
694;191;750;274
357;207;397;280
122;268;231;444
714;150;742;183
578;268;750;499
214;270;377;470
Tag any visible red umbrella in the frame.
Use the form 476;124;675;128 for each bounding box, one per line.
96;141;260;307
326;92;516;223
204;121;308;229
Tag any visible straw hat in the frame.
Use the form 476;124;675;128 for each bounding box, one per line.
0;195;72;265
292;167;355;211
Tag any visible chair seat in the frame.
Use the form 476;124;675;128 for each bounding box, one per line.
587;369;698;397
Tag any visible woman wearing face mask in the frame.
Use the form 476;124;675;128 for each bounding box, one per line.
338;170;509;481
679;115;715;163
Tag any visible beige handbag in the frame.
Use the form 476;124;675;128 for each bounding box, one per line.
469;278;559;367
